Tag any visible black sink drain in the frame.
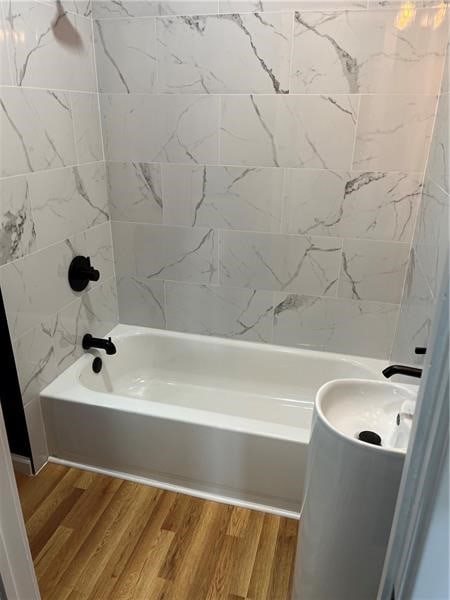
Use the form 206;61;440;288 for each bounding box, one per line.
358;430;382;446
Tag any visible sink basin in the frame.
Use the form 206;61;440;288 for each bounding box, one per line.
292;378;419;600
316;378;418;454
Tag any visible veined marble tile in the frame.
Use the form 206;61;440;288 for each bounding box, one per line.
95;18;157;93
68;221;115;285
221;230;342;295
414;177;449;296
338;238;409;303
4;1;96;91
112;221;219;283
165;281;275;342
107;162;162;223
93;0;219;18
220;94;357;169
427;92;449;194
219;1;368;11
42;0;93;17
0;3;12;85
391;249;434;365
71;93;103;164
273;293;399;358
162;164;283;231
101;93;220;164
282;170;422;242
157;12;292;94
0;175;37;265
0;239;75;339
367;0;447;7
353;94;436;172
291;9;447;94
118;276;166;328
0;88;76;177
13;313;58;406
29;163;109;249
77;275;119;338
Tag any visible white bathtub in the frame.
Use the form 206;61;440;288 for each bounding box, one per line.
42;324;385;516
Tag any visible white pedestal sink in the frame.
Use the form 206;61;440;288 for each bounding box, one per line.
293;379;418;600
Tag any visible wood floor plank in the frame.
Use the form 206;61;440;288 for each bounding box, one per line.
16;464;299;600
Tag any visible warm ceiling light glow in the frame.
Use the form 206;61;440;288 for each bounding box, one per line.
432;1;447;29
395;1;417;30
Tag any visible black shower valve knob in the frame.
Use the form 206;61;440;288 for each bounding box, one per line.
68;255;100;292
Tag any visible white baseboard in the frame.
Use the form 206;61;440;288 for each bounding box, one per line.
11;454;33;476
49;456;300;520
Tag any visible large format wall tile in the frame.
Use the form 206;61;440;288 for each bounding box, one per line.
219;1;368;12
162;164;283;231
95;18;158;93
414;177;449;296
93;0;219;18
391;249;434;365
427;91;449;193
165;281;275;342
220;94;357;168
0;88;76;177
273;293;399;358
117;276;166;328
282;169;422;242
0;176;37;265
338;238;409;303
291;10;447;94
71;93;103;164
156;12;292;94
101;94;220;164
0;3;12;85
4;1;96;91
29;163;109;249
112;221;219;284
353;94;437;172
221;230;342;295
108;162;163;223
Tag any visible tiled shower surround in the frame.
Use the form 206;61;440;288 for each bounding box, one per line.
0;0;448;466
0;0;119;469
97;0;448;358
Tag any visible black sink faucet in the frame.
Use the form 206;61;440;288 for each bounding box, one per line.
82;334;116;355
382;365;422;379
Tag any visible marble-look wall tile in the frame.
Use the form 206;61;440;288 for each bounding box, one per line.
38;0;93;18
157;12;292;94
101;93;220;164
353;94;437;172
95;18;157;93
71;93;103;164
108;162;162;223
0;176;37;265
219;1;368;11
220;94;358;169
390;249;434;365
0;3;12;85
0;239;75;339
112;221;219;283
367;0;446;7
221;230;342;295
273;293;399;358
117;276;166;327
291;10;447;94
93;0;219;18
414;177;449;296
69;221;115;284
282;169;422;242
4;1;96;91
338;238;409;303
0;88;76;177
29;163;109;249
162;164;283;231
165;281;275;342
427;91;449;193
